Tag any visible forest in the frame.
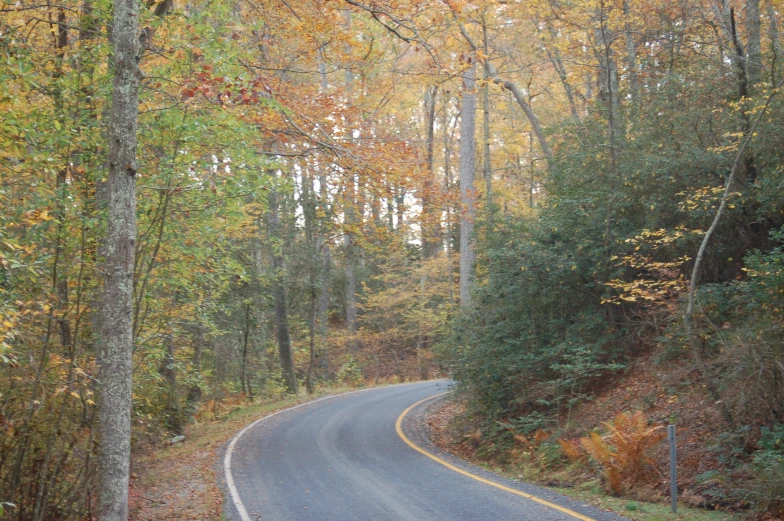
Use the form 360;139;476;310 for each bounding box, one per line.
1;0;784;518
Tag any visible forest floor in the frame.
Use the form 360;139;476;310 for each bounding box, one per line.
427;351;757;521
127;385;360;521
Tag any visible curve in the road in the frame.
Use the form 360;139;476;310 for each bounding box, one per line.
396;394;595;521
222;381;629;521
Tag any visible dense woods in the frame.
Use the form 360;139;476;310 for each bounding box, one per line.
2;0;784;518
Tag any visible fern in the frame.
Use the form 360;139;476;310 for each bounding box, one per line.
579;411;665;494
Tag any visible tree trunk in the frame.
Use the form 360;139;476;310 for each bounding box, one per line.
683;77;783;430
481;20;493;213
543;37;579;120
184;323;203;415
99;0;140;513
240;304;250;396
459;59;477;308
160;333;180;434
746;0;762;88
268;189;298;393
443;95;456;305
344;241;358;351
623;1;639;107
422;86;440;258
317;173;331;376
768;0;782;84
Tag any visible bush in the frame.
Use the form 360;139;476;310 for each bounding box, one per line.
337;357;363;386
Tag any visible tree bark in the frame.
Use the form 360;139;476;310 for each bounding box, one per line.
623;1;639;107
768;0;782;84
543;24;579;120
459;59;477;308
99;0;140;514
746;0;762;88
422;86;440;258
481;20;493;213
268;189;298;393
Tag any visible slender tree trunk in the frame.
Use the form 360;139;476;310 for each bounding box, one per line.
240;304;250;395
684;77;783;429
623;1;639;107
443;95;456;306
344;241;358;351
543;38;579;120
185;322;203;415
317;173;331;376
481;20;493;213
422;86;440;258
268;189;298;393
459;59;477;308
729;8;757;184
161;333;180;434
746;0;762;88
99;0;140;513
302;173;318;393
768;0;782;84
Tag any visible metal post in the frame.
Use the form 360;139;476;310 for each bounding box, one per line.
668;425;677;513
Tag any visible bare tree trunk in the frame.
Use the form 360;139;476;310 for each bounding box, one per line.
481;20;493;212
729;8;757;184
98;0;140;513
302;173;318;394
543;24;579;120
422;86;440;258
459;59;477;308
240;304;250;395
184;323;203;415
160;333;180;434
623;1;639;107
768;0;782;84
684;77;784;429
317;173;331;376
443;94;456;306
456;22;550;162
344;226;358;353
746;0;762;88
268;189;298;393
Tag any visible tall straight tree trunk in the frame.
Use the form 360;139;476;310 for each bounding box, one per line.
185;322;204;415
443;94;456;305
768;0;782;84
99;0;139;514
422;86;440;258
746;0;762;88
317;173;331;376
459;59;477;308
302;173;318;393
268;189;298;393
482;20;493;212
417;86;439;374
623;1;639;107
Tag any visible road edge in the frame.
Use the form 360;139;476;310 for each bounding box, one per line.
221;380;445;521
399;393;631;521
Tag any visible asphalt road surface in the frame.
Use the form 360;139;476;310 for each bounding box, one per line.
223;380;629;521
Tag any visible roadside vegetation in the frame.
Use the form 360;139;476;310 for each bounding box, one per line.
2;0;784;518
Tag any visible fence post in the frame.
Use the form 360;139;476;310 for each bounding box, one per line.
668;424;677;513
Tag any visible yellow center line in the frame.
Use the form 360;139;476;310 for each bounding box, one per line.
395;393;599;521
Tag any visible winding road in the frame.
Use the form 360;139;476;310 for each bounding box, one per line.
222;380;629;521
